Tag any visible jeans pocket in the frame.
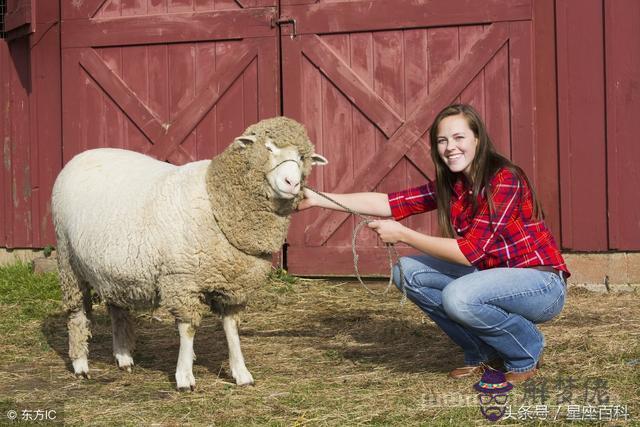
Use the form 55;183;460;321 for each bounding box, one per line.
533;279;566;323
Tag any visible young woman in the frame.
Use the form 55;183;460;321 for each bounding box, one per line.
298;104;569;383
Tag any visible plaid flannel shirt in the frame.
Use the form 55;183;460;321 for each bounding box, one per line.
387;168;570;276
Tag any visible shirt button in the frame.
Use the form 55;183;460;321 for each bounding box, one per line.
457;228;461;232
468;190;472;194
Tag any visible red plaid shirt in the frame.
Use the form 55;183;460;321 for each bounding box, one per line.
387;168;570;276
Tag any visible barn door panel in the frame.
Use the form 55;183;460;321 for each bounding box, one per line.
61;1;278;164
283;0;534;276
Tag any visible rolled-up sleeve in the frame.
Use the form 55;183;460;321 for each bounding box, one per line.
387;181;437;220
457;170;522;265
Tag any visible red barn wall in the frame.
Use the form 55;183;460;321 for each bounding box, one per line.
0;0;638;267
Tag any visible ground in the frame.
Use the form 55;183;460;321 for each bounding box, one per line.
0;263;638;426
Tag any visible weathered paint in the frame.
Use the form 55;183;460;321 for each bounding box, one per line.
556;0;608;250
0;0;638;270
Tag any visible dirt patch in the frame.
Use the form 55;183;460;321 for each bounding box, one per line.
0;278;638;425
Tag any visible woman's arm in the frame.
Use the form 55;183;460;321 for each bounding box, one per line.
298;188;392;218
368;219;472;266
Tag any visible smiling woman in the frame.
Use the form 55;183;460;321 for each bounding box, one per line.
299;103;569;385
435;114;479;176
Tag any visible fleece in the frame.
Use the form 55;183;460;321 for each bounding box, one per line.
52;117;317;326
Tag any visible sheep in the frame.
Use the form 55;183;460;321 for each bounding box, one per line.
51;117;328;390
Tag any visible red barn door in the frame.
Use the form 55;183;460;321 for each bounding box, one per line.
61;0;279;165
282;0;539;276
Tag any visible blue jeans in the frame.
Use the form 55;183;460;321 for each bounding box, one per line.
392;255;566;372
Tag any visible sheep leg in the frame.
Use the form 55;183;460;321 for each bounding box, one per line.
222;314;254;386
175;322;197;391
108;305;136;371
57;243;92;378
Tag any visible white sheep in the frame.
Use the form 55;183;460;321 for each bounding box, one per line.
51;117;327;390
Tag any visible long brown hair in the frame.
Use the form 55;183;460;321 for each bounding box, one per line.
428;104;544;238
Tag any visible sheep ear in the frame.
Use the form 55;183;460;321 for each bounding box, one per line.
233;135;257;149
311;154;328;166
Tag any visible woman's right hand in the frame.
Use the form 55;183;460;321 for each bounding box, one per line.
297;188;317;211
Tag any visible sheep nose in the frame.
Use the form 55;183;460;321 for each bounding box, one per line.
284;176;301;192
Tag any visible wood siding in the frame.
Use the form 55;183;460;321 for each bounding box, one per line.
0;0;638;269
0;0;60;248
284;0;536;275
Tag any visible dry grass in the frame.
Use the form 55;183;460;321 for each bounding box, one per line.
0;263;638;426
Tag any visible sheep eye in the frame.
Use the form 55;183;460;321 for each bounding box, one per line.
266;146;273;152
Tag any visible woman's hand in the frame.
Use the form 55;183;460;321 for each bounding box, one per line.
367;219;408;244
297;188;317;211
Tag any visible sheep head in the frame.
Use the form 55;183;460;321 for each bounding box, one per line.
233;117;327;204
206;117;327;255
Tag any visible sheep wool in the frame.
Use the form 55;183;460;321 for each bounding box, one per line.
206;117;315;255
52;116;327;388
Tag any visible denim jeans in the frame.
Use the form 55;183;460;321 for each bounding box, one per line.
392;255;566;372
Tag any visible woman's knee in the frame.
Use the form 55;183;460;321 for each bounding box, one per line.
392;256;431;291
441;284;478;325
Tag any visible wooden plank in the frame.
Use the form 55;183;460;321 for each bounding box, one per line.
282;0;531;36
508;22;535;196
532;0;560;242
556;0;607;250
7;38;33;247
32;10;62;246
349;32;379;249
61;49;84;163
148;42;259;160
61;8;276;48
4;0;33;34
79;49;166;146
287;246;422;277
0;41;9;247
301;35;403;138
122;0;148;17
605;0;640;250
62;0;108;20
284;37;319;249
484;43;510;158
195;42;218;159
99;48;126;151
371;29;405;246
212;41;246;161
122;45;151;153
321;34;354;248
305;23;510;245
166;42;196;164
256;36;279;119
236;0;277;7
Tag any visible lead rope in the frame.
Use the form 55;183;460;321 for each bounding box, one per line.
303;186;407;304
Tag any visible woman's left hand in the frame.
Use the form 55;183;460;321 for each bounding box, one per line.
367;220;408;244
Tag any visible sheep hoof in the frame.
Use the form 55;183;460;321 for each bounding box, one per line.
115;354;134;372
74;372;91;380
232;369;254;386
72;357;90;379
177;385;195;392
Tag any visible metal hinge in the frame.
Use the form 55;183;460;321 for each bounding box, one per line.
272;17;297;39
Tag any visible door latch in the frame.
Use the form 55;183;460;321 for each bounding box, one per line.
272;17;297;39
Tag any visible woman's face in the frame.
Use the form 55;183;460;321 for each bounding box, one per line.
436;114;479;176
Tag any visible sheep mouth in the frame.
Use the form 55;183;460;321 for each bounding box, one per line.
274;188;299;199
266;181;299;200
